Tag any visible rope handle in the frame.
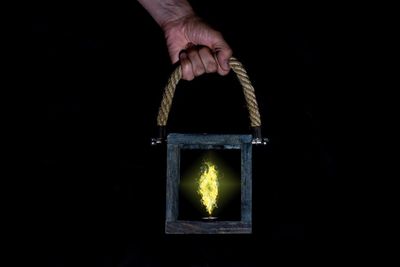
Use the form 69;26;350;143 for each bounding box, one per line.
156;57;261;129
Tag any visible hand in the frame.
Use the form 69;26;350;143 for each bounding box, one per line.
163;15;232;81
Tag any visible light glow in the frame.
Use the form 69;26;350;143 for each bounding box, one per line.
197;161;219;216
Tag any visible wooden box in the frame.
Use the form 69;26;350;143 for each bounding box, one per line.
165;133;252;234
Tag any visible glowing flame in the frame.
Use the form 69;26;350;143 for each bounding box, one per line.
197;161;219;216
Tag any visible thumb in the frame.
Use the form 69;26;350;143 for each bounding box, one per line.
212;41;233;75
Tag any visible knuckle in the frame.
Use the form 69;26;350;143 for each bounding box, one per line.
194;66;205;77
205;61;218;73
182;62;194;81
184;72;195;81
187;49;198;59
199;46;211;54
183;70;194;81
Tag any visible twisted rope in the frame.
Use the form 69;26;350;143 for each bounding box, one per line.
229;57;261;127
157;57;261;127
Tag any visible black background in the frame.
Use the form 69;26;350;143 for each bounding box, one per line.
18;0;375;266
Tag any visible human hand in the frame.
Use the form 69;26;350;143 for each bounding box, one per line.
162;15;232;81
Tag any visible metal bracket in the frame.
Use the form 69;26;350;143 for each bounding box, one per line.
151;126;166;145
151;137;165;145
251;127;269;145
252;137;269;145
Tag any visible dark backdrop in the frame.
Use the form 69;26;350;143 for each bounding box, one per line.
22;0;360;266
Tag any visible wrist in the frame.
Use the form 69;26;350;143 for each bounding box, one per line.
138;0;196;31
160;11;197;33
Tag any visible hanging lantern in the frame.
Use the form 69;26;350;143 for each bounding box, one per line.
152;57;267;234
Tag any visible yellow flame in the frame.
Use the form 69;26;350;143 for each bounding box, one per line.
197;161;219;216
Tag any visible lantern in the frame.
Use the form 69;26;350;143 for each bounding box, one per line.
152;58;267;234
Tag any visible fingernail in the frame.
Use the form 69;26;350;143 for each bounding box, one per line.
223;60;230;70
179;51;187;59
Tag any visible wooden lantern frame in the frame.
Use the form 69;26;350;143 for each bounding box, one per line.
165;133;252;234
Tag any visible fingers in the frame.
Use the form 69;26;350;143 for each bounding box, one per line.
179;51;195;81
199;47;218;73
186;45;206;77
179;44;227;81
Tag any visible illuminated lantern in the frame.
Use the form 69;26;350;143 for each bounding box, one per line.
152;58;267;234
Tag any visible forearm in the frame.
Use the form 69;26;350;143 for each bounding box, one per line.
137;0;195;30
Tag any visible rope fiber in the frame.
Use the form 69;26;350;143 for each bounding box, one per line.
156;57;261;128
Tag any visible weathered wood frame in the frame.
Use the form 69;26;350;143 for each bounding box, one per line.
165;133;252;234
